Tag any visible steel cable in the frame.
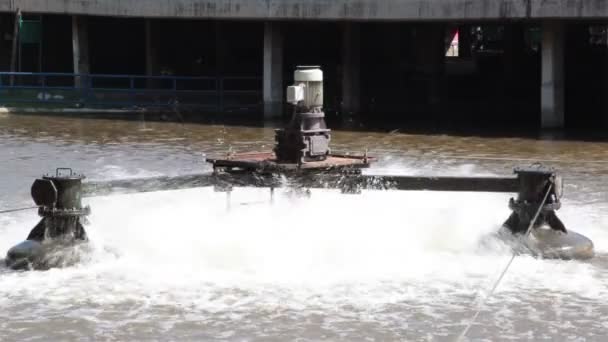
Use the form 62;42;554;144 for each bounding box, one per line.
456;181;554;341
0;205;39;214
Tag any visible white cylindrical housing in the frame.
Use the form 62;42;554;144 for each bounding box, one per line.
294;68;323;82
294;67;323;109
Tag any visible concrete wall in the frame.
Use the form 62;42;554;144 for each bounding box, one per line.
4;1;608;20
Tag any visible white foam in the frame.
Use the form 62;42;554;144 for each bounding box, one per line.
1;167;607;339
3;186;606;296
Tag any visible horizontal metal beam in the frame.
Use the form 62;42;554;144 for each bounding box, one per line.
373;175;519;193
82;174;216;197
82;172;519;197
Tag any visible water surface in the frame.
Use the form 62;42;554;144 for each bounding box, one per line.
1;114;607;341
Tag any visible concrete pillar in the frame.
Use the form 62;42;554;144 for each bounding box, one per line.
263;22;284;119
215;21;224;77
504;25;525;70
413;24;445;113
145;20;153;75
605;28;608;128
504;24;526;96
541;21;565;129
458;25;472;59
145;19;158;88
71;15;90;88
341;23;361;116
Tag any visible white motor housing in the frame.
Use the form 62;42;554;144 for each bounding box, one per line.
276;66;330;163
286;85;304;104
287;66;323;110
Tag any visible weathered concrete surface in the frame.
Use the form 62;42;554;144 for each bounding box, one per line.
263;22;283;118
541;21;565;129
341;23;361;115
3;1;608;20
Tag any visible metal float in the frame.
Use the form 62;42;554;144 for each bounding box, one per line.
6;168;89;270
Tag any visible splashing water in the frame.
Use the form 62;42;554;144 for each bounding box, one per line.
1;180;607;341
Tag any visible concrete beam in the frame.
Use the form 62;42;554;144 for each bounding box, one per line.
7;1;608;21
263;22;283;119
540;21;565;129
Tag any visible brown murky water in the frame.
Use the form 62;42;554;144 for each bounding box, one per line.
1;113;607;341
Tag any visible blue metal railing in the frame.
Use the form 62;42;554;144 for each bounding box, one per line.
0;72;262;112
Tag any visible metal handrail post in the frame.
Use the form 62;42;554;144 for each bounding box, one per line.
41;74;46;102
129;76;135;106
172;78;177;106
84;74;91;107
219;78;224;112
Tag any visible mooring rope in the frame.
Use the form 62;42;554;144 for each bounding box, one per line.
456;181;554;342
0;205;39;214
